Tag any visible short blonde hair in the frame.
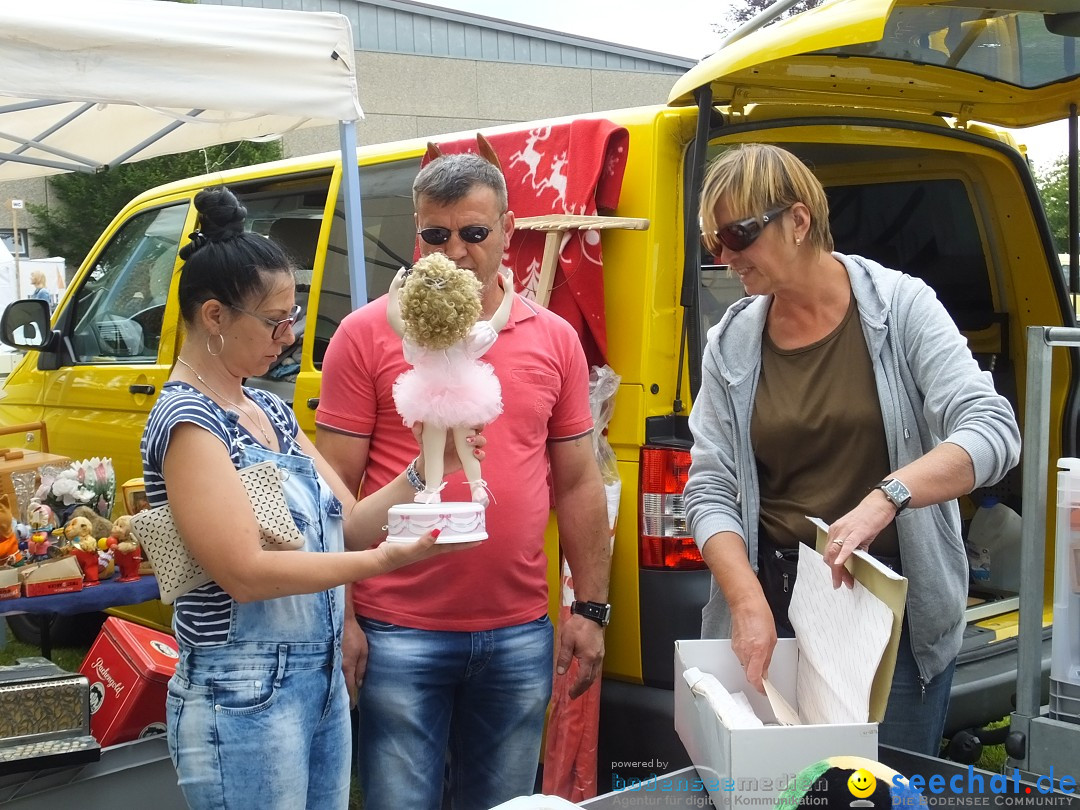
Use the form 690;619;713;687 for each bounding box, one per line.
399;253;482;350
700;143;833;253
29;270;46;286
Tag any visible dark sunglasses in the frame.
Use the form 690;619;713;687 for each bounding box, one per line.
417;225;496;246
231;303;302;340
705;205;791;254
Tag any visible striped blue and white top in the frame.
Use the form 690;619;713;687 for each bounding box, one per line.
140;381;300;646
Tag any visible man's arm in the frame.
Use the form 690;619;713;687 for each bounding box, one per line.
316;427;371;706
549;433;611;699
316;427;370;503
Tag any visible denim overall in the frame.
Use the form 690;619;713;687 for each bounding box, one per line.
165;421;349;810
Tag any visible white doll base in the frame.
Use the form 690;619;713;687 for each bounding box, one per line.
385;502;487;544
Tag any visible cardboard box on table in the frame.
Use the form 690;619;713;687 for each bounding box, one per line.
19;556;83;597
675;536;907;809
78;616;179;747
0;567;19;600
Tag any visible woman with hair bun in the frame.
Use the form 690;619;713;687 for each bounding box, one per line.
141;186;480;809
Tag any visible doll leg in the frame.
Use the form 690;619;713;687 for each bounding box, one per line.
416;425;448;504
452;427;490;507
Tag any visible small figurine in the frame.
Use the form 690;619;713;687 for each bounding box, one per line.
66;516;101;586
28;500;56;532
111;516;142;582
26;530;52;562
70;504;113;543
114;541;141;581
387;254;514;505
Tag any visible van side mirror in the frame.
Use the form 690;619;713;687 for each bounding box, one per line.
0;299;59;352
1045;13;1080;37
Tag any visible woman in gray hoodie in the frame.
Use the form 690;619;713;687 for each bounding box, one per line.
685;143;1020;755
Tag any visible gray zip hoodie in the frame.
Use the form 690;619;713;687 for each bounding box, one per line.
685;253;1021;680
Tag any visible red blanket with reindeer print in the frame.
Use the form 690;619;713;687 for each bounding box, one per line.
422;119;629;368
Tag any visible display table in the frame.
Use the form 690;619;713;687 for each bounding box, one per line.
0;575;159;658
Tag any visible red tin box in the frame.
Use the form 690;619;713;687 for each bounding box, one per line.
78;617;178;747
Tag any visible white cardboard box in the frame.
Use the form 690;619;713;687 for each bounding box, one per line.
674;638;878;809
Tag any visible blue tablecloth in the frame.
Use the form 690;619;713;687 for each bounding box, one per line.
0;575;159;616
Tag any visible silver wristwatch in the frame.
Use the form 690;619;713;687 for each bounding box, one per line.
875;478;912;513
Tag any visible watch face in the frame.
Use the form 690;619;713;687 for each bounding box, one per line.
882;479;911;507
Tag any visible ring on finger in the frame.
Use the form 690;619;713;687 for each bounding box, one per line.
830;539;844;548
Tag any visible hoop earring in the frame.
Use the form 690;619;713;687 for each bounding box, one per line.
206;334;224;357
795;237;802;247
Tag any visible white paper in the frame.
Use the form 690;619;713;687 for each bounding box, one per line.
788;544;893;724
763;678;801;726
683;667;765;728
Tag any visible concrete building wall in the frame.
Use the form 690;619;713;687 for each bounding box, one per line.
5;52;681;261
285;51;676;156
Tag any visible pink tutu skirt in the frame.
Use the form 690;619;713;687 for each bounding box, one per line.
393;359;503;429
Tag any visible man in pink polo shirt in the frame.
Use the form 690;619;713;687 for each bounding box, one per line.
316;151;611;810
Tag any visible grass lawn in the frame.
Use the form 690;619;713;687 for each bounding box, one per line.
0;619;90;673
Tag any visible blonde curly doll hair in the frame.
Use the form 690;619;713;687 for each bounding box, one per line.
399;253;483;350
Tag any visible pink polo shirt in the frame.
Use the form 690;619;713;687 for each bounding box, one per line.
316;293;593;631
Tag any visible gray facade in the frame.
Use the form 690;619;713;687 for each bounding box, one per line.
8;0;691;259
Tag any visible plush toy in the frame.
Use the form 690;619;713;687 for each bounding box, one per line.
72;535;101;586
114;541;142;582
111;516;141;581
387;254;514;505
65;516;102;585
0;494;20;563
69;504;113;544
774;755;926;809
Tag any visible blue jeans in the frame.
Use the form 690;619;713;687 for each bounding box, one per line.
879;622;955;756
167;643;350;809
165;437;349;809
356;615;554;810
776;618;953;756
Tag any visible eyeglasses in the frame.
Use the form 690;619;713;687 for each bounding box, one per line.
417;224;497;246
230;304;302;340
704;205;791;254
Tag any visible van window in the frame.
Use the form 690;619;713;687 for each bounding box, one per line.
828;178;992;321
69;204;187;363
696;150;993;346
221;179;330;401
316;158;420;367
818;8;1078;89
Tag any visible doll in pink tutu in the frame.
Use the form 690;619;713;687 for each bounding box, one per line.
388;253;514;506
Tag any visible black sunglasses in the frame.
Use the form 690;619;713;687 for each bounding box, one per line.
417;225;495;246
705;205;791;254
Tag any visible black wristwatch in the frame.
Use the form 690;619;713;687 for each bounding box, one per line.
875;478;912;513
570;600;612;627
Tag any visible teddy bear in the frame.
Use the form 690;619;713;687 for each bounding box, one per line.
69;505;113;545
66;517;102;585
111;516;142;582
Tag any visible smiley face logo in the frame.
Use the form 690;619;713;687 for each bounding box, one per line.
848;768;877;799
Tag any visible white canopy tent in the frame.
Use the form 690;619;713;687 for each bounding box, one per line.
0;0;371;305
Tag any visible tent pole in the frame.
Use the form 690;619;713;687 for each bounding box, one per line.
339;120;368;310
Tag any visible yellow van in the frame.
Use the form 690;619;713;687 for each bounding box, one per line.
1;0;1077;777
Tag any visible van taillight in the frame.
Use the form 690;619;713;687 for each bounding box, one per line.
639;447;705;570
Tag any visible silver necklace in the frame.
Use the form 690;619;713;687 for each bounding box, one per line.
176;356;275;446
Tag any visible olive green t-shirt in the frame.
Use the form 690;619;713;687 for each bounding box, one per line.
752;295;900;556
